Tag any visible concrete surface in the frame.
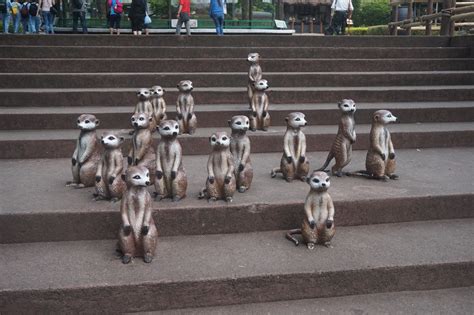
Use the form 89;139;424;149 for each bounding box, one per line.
0;219;473;312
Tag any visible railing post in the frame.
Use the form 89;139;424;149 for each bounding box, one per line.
426;0;433;35
440;0;452;35
406;0;413;35
310;18;314;33
301;19;304;33
390;1;399;35
449;0;456;35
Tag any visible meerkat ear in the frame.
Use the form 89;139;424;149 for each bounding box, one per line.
149;117;152;122
285;117;289;122
121;174;126;181
338;101;342;107
119;137;124;142
177;84;180;88
227;120;231;126
209;136;212;142
374;114;380;121
306;177;311;184
95;119;100;126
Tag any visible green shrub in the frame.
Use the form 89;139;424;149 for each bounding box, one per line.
367;25;389;35
347;27;368;35
352;0;391;27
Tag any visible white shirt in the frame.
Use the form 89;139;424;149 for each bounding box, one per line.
331;0;353;12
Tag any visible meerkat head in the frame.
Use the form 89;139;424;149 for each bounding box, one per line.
247;52;260;64
228;115;250;132
254;79;269;91
209;131;231;150
338;99;356;114
131;112;152;130
373;110;397;125
285;112;307;129
77;114;100;130
123;166;150;187
307;171;330;191
150;85;165;98
177;80;193;92
136;88;151;101
100;132;124;149
157;119;179;138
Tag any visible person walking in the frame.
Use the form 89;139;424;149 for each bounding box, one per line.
209;0;224;35
175;0;190;35
329;0;353;35
128;0;146;35
107;0;122;35
71;0;87;33
38;0;54;33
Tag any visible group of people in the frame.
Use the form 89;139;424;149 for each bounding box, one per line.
0;0;57;34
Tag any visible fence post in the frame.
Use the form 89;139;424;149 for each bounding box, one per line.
390;1;399;35
449;0;456;35
406;0;413;35
440;0;452;35
426;0;433;35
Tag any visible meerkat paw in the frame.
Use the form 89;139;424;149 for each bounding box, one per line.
110;197;120;203
238;186;247;193
208;197;217;203
270;170;277;178
154;194;163;201
143;253;153;263
75;183;86;189
324;242;333;248
333;171;343;177
93;195;105;201
226;196;233;203
307;243;315;250
389;174;399;180
122;254;132;264
172;195;182;202
379;175;390;181
285;177;293;183
65;181;78;187
299;176;307;182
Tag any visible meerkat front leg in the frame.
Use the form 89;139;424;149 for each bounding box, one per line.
68;144;80;186
141;194;155;263
94;158;107;200
303;198;317;250
205;156;218;202
249;95;258;132
262;95;270;131
282;135;295;182
224;156;236;202
324;195;336;248
119;197;135;264
386;137;398;180
154;149;165;201
296;132;309;181
176;102;185;134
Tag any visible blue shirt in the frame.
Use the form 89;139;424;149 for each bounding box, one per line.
209;0;223;15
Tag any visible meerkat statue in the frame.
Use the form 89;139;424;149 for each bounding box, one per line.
349;110;398;180
150;85;167;126
271;112;309;182
228;115;253;193
66;114;102;188
118;166;158;264
247;52;262;108
198;132;236;202
128;112;156;184
154;120;188;202
286;171;335;250
249;79;271;131
94;132;127;202
316;99;356;177
176;80;197;135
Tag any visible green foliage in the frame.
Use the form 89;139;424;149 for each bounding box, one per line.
367;25;389;35
149;0;169;18
252;0;274;13
352;0;391;27
347;26;368;35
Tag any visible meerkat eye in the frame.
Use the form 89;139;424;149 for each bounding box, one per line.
236;121;242;125
344;104;349;107
312;178;320;183
164;127;170;130
222;137;228;141
85;120;90;124
108;136;115;140
326;178;330;182
131;117;136;121
133;175;140;179
296;118;300;121
175;125;178;129
211;137;217;142
246;121;249;125
146;173;149;177
139;117;144;121
77;119;80;123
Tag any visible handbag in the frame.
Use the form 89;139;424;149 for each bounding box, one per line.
144;14;151;24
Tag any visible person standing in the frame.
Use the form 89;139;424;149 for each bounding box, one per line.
209;0;224;35
38;0;54;33
19;0;30;33
28;0;39;33
330;0;353;35
175;0;190;36
10;0;21;32
128;0;145;35
71;0;87;33
1;0;12;33
107;0;122;35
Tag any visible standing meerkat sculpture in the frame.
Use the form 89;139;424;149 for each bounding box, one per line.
249;79;271;131
247;52;262;108
198;132;236;202
66;114;101;188
316;99;356;177
154;120;188;202
150;85;167;126
271;112;309;182
349;110;398;180
128;112;156;184
229;115;253;193
118;166;158;264
286;171;335;250
94;132;126;202
176;80;197;135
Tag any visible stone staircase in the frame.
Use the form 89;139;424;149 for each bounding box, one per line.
0;35;473;313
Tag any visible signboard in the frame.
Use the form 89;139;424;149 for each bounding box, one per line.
171;19;199;28
274;20;288;29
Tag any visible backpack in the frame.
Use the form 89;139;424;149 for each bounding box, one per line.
29;2;38;16
0;0;6;14
20;3;29;17
72;0;83;9
11;2;19;15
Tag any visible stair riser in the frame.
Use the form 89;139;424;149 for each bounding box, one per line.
0;34;452;47
3;59;473;73
0;47;469;59
2;107;474;130
2;89;473;107
0;262;471;312
1;130;473;159
2;73;474;89
1;194;472;244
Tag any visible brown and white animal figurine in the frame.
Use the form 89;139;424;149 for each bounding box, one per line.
249;79;270;131
349;110;398;180
128;112;156;184
133;88;156;133
154;120;188;202
229;115;253;193
94;132;126;202
176;80;197;135
286;171;335;250
66;114;102;188
150;85;167;125
247;52;262;108
316;99;356;177
198;132;236;202
118;166;158;264
271;112;309;182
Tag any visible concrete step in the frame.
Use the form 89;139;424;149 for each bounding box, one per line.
149;287;474;315
1;45;469;59
1;148;473;243
2;86;474;107
0;34;454;47
1;219;472;312
3;71;474;89
4;58;474;73
2;102;473;130
1;122;473;159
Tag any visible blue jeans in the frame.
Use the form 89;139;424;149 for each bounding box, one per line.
1;13;11;33
41;10;53;33
211;12;224;35
72;11;87;33
29;15;40;33
12;13;21;33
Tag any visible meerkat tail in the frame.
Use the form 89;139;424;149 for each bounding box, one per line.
198;187;207;199
315;152;334;172
270;167;281;178
346;170;371;178
286;229;302;246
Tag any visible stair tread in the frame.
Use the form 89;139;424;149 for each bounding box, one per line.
1;219;472;292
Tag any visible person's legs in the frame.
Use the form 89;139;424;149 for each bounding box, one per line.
217;14;224;35
34;15;40;33
80;11;87;33
28;15;35;33
185;19;190;35
175;15;182;34
340;11;347;35
49;12;55;33
42;11;51;33
211;13;219;35
13;13;21;33
21;17;28;33
72;11;78;33
116;15;121;34
2;13;11;33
